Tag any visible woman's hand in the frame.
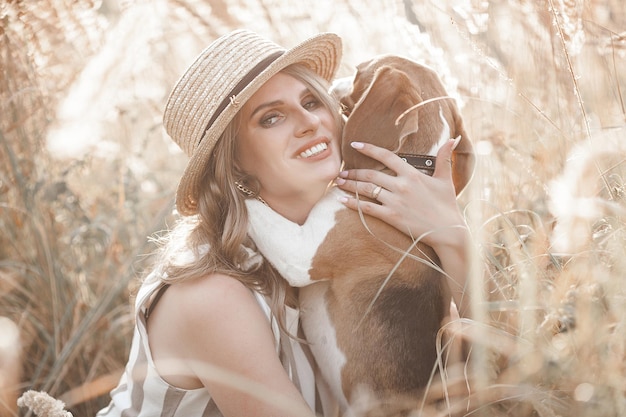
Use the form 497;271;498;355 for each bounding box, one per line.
334;138;471;317
335;138;465;246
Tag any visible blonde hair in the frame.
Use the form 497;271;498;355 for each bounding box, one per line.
154;64;343;334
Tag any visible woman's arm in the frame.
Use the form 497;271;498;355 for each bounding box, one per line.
335;138;471;317
148;273;315;417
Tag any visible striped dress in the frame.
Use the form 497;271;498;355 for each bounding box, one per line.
96;271;338;417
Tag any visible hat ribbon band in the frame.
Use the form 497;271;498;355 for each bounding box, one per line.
202;50;285;143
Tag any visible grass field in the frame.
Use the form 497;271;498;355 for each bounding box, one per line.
1;0;625;416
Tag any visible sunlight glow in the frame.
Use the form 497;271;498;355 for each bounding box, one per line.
0;317;19;351
574;383;594;402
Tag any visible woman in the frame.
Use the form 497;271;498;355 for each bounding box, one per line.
97;30;469;417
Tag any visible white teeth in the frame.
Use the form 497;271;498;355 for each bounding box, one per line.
299;142;328;158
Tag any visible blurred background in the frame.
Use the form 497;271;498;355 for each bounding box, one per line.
1;0;625;415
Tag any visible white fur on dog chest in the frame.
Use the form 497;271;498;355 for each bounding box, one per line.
245;187;347;287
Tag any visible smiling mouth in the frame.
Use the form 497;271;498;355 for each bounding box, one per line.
298;142;328;159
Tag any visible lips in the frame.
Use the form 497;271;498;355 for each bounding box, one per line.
297;140;329;159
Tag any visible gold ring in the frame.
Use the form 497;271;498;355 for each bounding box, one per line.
371;185;383;200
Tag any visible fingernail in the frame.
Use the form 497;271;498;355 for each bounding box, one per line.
338;170;348;178
338;196;349;204
335;177;346;185
451;135;462;150
351;141;364;149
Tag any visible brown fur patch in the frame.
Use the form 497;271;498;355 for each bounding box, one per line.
309;207;451;401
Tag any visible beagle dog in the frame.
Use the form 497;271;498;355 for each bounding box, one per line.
246;55;474;412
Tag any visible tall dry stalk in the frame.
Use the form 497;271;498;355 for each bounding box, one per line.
1;1;125;415
408;0;626;415
0;1;183;415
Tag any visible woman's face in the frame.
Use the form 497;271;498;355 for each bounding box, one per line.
236;72;341;212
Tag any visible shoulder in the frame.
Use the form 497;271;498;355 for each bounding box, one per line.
165;273;263;326
160;274;279;368
147;272;278;390
150;273;273;352
174;272;253;301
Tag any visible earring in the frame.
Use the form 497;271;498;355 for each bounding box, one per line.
235;181;268;206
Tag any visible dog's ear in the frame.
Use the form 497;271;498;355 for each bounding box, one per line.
342;65;421;171
449;103;475;196
336;57;379;116
401;60;474;196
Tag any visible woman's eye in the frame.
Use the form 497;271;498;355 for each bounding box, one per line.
260;113;281;127
303;98;320;110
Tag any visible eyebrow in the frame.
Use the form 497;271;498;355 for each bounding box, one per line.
249;87;311;120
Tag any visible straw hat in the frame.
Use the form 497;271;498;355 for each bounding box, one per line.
163;29;343;216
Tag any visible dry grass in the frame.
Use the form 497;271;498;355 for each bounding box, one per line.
1;0;625;416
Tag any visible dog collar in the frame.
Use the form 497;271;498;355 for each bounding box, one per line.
398;153;436;176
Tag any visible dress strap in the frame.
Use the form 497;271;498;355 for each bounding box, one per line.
144;283;170;320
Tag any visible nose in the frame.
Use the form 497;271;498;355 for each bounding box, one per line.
295;108;320;137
